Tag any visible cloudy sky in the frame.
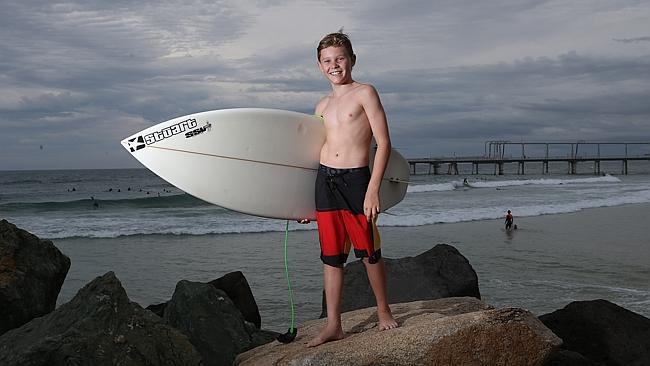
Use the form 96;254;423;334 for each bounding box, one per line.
1;0;649;170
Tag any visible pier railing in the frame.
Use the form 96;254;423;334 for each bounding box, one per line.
408;141;650;175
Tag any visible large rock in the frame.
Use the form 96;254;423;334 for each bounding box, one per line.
164;280;278;366
0;272;202;366
0;219;71;335
540;299;650;366
322;244;480;317
147;271;262;329
237;297;562;366
209;270;262;328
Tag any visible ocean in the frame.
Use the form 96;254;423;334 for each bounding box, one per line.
1;160;649;331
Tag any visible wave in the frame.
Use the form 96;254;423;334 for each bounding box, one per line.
407;174;621;193
0;194;210;213
47;227;316;240
381;188;650;227
407;182;458;193
468;175;621;188
5;173;647;239
14;188;650;239
0;179;44;186
19;218;316;240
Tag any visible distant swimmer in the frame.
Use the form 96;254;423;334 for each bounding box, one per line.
505;210;514;230
463;178;470;187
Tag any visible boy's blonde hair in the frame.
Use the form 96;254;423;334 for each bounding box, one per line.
317;32;355;62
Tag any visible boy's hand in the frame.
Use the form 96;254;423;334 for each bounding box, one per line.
363;191;380;221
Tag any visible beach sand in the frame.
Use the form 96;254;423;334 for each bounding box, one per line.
55;203;650;332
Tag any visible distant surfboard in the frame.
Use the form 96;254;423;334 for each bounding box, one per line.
121;108;409;220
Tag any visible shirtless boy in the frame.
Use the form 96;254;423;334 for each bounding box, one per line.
307;32;398;347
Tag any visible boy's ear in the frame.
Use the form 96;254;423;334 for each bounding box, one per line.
351;54;356;67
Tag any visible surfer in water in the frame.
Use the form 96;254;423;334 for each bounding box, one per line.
304;31;398;347
505;209;514;230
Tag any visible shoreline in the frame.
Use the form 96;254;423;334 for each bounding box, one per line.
379;203;650;249
38;200;650;241
54;202;650;331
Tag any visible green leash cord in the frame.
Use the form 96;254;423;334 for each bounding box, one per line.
277;220;298;343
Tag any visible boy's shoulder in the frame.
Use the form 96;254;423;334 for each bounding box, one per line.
331;82;379;100
350;82;380;98
315;82;380;113
351;81;377;93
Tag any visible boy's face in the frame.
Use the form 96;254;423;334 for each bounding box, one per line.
318;46;355;85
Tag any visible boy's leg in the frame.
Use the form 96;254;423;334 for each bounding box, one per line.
308;264;345;347
363;257;398;330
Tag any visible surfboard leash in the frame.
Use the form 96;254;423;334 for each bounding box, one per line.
277;220;298;343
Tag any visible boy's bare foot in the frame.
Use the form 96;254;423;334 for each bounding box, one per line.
378;309;398;330
307;325;344;347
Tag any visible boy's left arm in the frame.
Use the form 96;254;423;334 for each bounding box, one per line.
361;85;391;221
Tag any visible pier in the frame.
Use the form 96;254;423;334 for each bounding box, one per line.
408;141;650;175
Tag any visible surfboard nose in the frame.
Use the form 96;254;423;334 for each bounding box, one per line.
121;135;146;154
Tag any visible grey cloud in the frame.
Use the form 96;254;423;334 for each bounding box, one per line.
521;92;650;116
613;36;650;43
365;52;650;154
1;1;650;169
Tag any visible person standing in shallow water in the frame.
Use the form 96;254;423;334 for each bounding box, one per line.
303;32;398;348
505;210;514;230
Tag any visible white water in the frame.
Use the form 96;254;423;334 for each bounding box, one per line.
3;169;650;238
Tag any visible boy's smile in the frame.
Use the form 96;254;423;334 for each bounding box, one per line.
318;46;355;85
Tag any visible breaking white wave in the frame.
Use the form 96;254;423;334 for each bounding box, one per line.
467;174;621;188
406;174;621;193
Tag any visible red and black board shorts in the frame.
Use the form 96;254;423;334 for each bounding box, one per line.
315;164;381;267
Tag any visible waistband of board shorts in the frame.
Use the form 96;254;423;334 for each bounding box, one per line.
318;164;369;175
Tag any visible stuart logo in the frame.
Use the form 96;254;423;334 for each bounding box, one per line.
126;136;146;152
185;122;212;138
143;118;198;145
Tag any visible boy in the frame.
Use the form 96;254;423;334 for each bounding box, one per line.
307;32;398;347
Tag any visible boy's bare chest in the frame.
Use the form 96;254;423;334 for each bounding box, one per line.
322;98;366;126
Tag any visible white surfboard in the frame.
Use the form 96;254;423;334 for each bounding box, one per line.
121;108;409;220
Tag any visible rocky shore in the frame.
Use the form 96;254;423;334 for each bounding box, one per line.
1;219;648;365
